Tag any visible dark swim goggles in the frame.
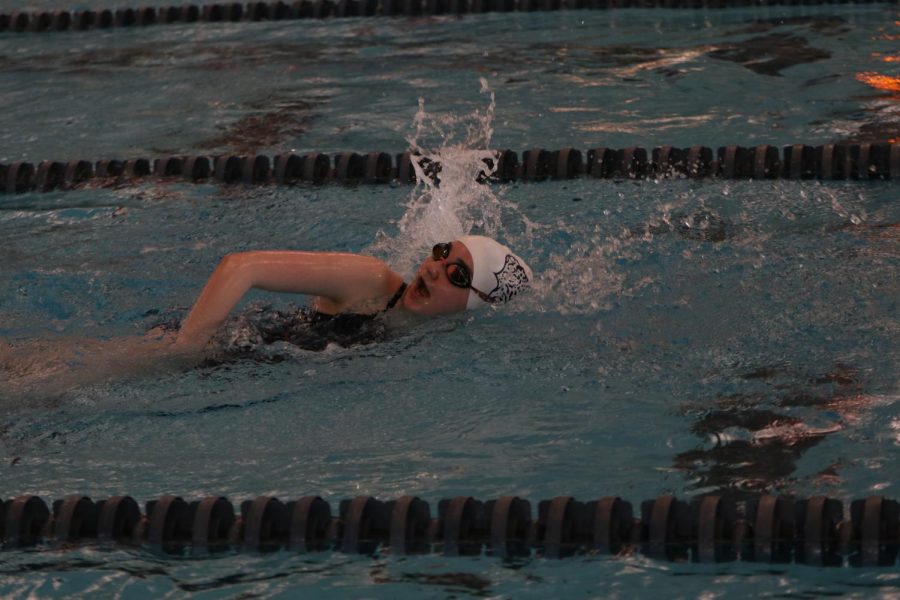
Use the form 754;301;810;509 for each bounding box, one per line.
432;242;494;303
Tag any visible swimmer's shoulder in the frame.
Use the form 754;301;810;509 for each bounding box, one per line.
313;257;404;316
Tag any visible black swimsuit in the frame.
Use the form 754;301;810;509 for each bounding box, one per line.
211;282;407;358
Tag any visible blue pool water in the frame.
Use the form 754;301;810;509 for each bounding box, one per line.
2;4;900;597
1;4;899;162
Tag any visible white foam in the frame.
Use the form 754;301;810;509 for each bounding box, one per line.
368;78;511;279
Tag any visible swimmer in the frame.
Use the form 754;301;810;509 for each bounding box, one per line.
2;236;531;397
174;235;533;352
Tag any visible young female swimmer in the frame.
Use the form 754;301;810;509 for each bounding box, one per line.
173;235;533;352
1;236;531;396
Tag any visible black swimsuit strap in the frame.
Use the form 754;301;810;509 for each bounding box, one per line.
385;282;407;310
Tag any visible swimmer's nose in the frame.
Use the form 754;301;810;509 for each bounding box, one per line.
423;260;441;280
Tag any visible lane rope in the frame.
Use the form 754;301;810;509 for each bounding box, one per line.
1;492;897;565
2;143;899;193
1;0;897;34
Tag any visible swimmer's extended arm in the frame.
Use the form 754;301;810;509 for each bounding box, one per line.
174;251;402;350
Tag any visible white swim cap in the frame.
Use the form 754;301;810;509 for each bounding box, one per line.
456;235;533;309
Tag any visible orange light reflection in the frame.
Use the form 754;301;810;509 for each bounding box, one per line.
856;72;900;93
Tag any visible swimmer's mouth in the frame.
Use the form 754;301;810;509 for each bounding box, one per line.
414;276;430;299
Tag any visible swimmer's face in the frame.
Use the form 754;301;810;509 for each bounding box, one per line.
400;240;473;316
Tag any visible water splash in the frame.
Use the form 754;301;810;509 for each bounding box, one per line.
525;184;715;316
369;79;514;278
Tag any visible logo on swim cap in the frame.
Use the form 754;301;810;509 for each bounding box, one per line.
487;254;530;304
457;234;533;309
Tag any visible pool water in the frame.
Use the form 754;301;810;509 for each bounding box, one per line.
1;4;899;162
2;4;900;598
